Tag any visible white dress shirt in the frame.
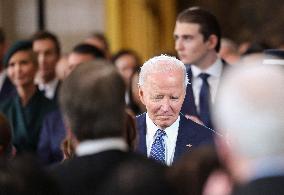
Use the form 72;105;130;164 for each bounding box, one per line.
191;58;223;112
38;78;59;99
76;138;128;157
145;113;179;166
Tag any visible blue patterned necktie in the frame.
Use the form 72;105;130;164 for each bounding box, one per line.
149;129;166;164
199;73;212;128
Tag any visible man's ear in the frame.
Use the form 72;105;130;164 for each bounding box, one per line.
138;86;146;105
206;34;218;50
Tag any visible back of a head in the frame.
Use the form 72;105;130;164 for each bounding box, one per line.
214;64;284;159
177;7;221;52
59;60;126;141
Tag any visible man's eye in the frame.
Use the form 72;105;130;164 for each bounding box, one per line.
171;96;179;100
155;95;163;99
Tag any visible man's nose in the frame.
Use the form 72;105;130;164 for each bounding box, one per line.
161;99;171;112
38;54;45;66
175;39;183;51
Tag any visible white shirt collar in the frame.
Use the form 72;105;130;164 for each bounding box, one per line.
145;112;180;135
38;78;59;99
75;137;128;157
191;58;223;78
145;113;180;165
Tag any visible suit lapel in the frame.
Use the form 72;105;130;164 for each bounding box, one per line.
181;66;198;117
136;113;147;156
173;115;197;162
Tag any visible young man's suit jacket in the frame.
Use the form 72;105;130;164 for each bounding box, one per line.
181;61;229;129
136;113;216;164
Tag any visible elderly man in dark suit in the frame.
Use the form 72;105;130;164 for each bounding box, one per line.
213;63;284;195
50;60;172;195
136;54;216;166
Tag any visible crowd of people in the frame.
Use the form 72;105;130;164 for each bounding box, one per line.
0;6;283;195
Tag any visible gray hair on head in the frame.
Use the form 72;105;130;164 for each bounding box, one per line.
214;64;284;159
138;54;189;89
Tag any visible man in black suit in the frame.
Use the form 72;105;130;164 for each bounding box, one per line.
213;63;284;195
136;55;216;166
174;7;227;129
50;60;172;195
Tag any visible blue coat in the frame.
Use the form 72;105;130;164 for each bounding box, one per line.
136;113;216;164
37;109;66;165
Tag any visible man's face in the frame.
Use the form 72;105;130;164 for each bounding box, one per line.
66;52;95;77
33;39;59;83
7;51;37;88
139;69;185;129
174;22;211;66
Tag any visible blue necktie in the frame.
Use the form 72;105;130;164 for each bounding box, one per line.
199;73;212;128
149;129;166;164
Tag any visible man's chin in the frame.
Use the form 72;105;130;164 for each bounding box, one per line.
155;118;175;129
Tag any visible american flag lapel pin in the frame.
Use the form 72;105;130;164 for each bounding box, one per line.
186;144;192;148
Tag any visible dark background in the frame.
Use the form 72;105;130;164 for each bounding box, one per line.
178;0;284;47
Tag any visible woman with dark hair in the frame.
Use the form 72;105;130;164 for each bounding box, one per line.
0;40;56;154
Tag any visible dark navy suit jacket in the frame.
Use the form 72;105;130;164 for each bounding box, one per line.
136;113;216;163
37;109;66;165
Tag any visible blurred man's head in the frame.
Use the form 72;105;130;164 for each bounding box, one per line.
213;63;284;181
138;55;188;129
32;31;61;83
66;43;105;77
59;60;126;141
174;7;221;68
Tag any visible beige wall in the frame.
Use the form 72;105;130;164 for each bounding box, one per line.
0;0;37;45
0;0;105;53
46;0;105;53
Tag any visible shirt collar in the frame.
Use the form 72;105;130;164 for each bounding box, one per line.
191;58;223;78
38;78;59;91
145;112;180;138
75;137;128;156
